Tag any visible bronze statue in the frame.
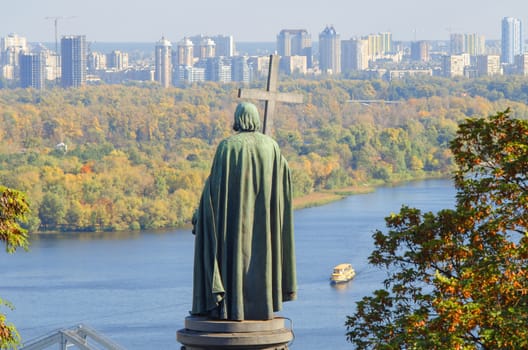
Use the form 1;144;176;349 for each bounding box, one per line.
191;102;297;321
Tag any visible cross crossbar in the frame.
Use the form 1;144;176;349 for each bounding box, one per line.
238;54;303;135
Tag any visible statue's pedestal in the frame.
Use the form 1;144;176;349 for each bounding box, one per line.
176;316;293;350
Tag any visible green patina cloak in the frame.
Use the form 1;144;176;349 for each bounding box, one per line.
191;126;296;321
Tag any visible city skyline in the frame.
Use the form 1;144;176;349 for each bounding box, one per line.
1;0;528;43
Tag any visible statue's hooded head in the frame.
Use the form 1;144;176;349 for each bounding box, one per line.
233;102;261;132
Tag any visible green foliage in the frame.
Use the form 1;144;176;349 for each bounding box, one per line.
0;186;29;253
0;298;21;350
0;186;29;349
3;77;521;232
346;109;528;349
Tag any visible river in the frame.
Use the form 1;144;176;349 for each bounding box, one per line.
0;179;455;349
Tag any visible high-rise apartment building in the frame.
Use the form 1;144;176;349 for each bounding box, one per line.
87;52;107;72
341;38;369;72
1;33;28;80
450;33;465;54
177;38;194;66
189;34;235;58
442;54;466;78
249;56;271;79
366;34;382;59
19;52;45;89
205;57;231;83
501;17;523;64
155;36;172;88
33;44;60;81
1;33;27;66
277;29;313;68
231;56;250;83
379;32;393;54
277;30;293;56
211;35;235;57
107;50;128;70
61;35;87;88
174;65;206;84
319;26;340;74
188;35;206;58
410;41;429;62
450;33;485;55
515;53;528;75
476;55;501;76
465;33;486;56
361;32;393;61
199;38;216;60
280;55;307;75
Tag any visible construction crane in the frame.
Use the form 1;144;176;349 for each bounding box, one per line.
44;16;77;54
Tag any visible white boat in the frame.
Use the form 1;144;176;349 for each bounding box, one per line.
330;263;356;284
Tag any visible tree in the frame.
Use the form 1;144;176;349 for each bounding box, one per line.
38;192;66;230
0;187;29;253
346;109;528;349
1;186;30;349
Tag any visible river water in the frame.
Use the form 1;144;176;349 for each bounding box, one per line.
1;179;456;349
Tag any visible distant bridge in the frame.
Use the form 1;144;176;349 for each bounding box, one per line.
21;324;125;350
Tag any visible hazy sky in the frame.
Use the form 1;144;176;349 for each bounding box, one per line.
1;0;527;43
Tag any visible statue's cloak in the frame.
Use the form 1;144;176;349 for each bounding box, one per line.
191;131;296;320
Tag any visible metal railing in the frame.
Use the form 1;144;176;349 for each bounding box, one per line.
21;324;125;350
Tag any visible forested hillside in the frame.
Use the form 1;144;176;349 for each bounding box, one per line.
1;77;527;232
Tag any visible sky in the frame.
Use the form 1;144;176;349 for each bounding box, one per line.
1;0;527;43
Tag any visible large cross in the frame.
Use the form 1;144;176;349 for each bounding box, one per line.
238;54;303;135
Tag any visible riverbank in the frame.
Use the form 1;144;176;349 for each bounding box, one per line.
30;174;451;234
293;185;375;209
293;173;451;210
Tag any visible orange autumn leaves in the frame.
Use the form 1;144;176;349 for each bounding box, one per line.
346;110;528;349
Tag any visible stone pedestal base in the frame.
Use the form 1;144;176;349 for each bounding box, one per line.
177;316;293;350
